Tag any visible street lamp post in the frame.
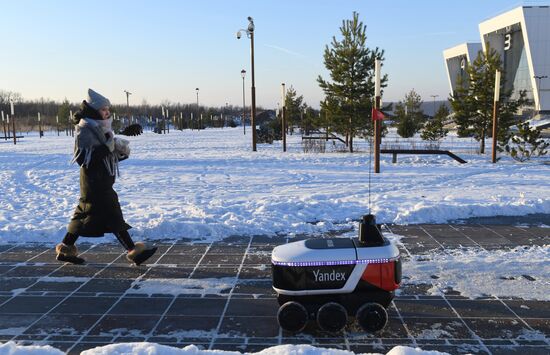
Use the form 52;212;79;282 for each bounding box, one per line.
124;90;132;124
241;69;246;135
237;16;256;151
10;99;16;145
66;110;71;136
166;108;169;134
430;95;439;118
161;106;165;134
281;83;286;152
196;88;200;130
1;111;6;140
534;75;547;114
38;112;42;138
225;102;228;128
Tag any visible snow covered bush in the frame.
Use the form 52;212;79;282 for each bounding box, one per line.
504;122;549;162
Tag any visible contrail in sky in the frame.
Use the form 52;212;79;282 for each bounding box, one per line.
263;44;306;58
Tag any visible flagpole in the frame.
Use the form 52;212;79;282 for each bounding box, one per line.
374;59;381;173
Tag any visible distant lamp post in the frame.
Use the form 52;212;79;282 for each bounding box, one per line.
67;109;73;136
237;16;257;151
534;75;547;113
241;69;246;135
196;88;200;129
430;95;439;118
225;102;228;128
166;108;169;134
38;112;42;138
124;90;132;123
10;99;16;145
281;83;286;152
162;106;165;133
1;111;6;140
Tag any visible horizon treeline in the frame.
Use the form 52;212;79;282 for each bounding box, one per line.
0;89;264;126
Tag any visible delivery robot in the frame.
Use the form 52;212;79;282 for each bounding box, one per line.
271;214;401;332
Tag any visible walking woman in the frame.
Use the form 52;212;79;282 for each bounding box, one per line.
56;89;156;265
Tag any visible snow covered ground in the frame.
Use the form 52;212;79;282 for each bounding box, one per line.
0;127;548;244
0;128;548;354
398;242;550;300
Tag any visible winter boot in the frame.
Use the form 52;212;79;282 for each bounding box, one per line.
56;243;85;264
126;242;158;266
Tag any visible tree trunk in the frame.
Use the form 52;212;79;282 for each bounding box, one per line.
349;129;354;153
480;128;486;154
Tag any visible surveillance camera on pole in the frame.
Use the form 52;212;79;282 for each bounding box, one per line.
237;16;257;151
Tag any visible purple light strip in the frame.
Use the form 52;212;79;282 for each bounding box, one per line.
271;257;398;267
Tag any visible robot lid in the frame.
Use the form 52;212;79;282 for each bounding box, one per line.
271;237;399;266
271;238;357;266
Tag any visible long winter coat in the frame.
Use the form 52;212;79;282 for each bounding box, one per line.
67;102;131;237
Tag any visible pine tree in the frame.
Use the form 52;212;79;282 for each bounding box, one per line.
505;122;549;162
57;99;71;127
421;104;449;146
395;89;424;138
284;86;304;133
301;106;317;135
320;95;345;141
449;75;473;138
450;46;527;153
317;12;387;152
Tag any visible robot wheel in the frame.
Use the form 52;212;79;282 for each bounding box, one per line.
316;302;348;332
355;302;388;332
277;301;308;332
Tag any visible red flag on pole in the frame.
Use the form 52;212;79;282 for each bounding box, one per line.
371;108;385;121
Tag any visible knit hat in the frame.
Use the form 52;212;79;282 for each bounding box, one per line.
87;89;111;111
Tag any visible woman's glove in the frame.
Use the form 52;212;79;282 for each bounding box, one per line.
114;137;131;159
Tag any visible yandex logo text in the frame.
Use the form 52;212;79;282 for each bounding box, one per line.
313;269;346;282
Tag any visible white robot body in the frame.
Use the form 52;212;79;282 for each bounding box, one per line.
271;215;401;333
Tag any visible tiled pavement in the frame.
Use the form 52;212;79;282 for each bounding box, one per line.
0;224;548;354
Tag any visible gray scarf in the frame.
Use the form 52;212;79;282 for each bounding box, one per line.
71;118;119;176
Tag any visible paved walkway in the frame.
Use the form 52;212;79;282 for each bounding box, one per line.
0;224;548;354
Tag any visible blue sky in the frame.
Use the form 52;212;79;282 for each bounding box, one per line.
0;0;546;108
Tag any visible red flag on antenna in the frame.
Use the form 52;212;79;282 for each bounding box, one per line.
371;108;385;121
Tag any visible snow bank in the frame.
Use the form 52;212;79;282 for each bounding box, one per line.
0;341;452;355
0;128;548;243
0;341;64;354
79;343;449;355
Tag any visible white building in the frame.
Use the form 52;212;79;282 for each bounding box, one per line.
443;43;482;96
444;5;550;117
